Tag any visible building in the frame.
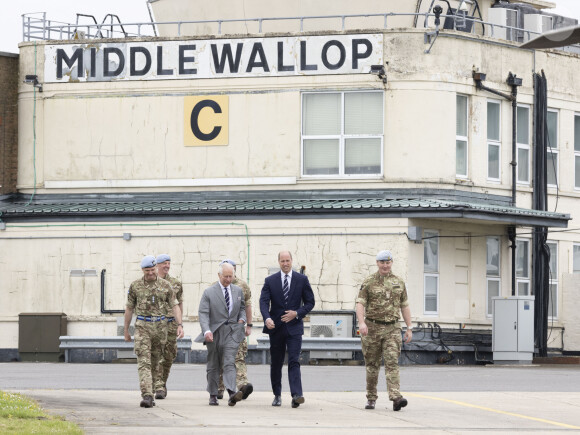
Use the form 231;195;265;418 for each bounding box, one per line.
1;0;579;362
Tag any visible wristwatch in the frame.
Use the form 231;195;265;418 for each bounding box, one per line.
406;325;413;330
247;323;253;327
177;323;183;327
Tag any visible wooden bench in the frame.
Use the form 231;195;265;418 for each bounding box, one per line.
59;336;193;363
255;336;361;364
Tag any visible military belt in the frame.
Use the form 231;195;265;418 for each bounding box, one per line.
366;318;396;326
136;315;166;322
166;317;175;322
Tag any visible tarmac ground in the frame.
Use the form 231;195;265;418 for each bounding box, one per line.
2;362;580;434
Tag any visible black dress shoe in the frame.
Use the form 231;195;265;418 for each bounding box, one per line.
272;395;282;406
209;395;219;406
240;383;253;400
228;390;243;406
291;395;305;408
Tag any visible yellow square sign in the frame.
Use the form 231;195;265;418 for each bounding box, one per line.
184;95;229;146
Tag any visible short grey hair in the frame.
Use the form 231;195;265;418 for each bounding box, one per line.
218;262;234;275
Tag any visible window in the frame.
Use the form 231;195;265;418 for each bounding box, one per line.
547;241;558;319
516;239;530;295
516;105;530;184
547;109;559;187
574;244;580;273
487;100;501;181
574;114;580;189
456;95;468;178
424;230;439;314
486;237;500;316
302;91;383;176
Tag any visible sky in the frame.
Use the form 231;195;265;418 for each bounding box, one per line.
1;0;580;53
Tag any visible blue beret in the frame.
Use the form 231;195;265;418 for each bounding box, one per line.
156;254;171;264
141;255;156;269
220;259;236;267
376;250;393;261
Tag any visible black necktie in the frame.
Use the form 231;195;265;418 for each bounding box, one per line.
283;275;289;303
224;287;230;312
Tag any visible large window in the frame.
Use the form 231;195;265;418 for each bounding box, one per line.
456;95;468;178
424;230;439;315
302;91;383;177
487;100;501;181
575;114;580;189
486;237;501;316
517;105;530;184
574;244;580;273
547;241;558;319
516;238;530;295
547;109;559;187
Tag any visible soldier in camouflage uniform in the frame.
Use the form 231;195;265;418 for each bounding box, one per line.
217;259;253;401
155;254;184;400
124;255;184;408
356;250;413;411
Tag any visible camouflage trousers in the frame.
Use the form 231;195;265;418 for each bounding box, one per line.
160;321;178;389
134;319;167;398
218;338;249;392
361;321;402;401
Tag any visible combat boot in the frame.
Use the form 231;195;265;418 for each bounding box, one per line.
140;395;154;408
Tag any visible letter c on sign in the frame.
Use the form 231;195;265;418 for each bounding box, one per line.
190;100;222;141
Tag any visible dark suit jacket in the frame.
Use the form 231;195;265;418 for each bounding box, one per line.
259;271;315;336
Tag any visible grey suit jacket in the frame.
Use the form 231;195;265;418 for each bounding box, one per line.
194;282;246;343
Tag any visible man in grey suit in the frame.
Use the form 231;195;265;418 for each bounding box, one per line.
195;262;247;406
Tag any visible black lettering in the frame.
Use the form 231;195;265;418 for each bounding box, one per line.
90;48;96;78
321;40;346;70
352;38;372;69
246;42;270;73
157;46;173;75
103;47;125;77
130;46;152;76
56;48;83;79
190;100;222;141
211;43;243;73
277;41;294;72
300;40;317;71
179;45;197;75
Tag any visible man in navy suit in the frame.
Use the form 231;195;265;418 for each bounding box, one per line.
260;251;315;408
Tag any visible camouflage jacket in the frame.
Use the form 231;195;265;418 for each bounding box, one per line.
356;271;408;323
126;276;177;317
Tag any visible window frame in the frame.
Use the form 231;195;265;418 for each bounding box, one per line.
516;238;531;296
547;108;559;188
573;243;580;273
423;230;440;315
547;240;558;319
456;94;469;179
486;236;501;317
574;113;580;190
300;90;384;178
516;104;531;185
487;99;502;182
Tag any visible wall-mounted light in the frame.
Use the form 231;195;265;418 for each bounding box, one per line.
370;64;387;84
23;74;43;92
123;232;132;241
70;269;98;277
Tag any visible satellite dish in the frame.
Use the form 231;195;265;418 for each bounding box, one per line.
520;24;580;49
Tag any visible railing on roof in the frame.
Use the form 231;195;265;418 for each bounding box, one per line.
21;11;574;50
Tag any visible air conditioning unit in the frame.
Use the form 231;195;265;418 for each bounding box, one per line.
488;7;519;41
523;14;553;41
310;314;353;360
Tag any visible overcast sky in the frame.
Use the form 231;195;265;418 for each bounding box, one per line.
1;0;580;53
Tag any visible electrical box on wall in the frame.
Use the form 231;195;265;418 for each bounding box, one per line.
492;296;534;363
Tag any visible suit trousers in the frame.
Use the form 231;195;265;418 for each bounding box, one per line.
269;325;303;397
206;324;239;395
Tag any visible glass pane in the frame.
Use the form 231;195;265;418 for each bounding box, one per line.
517;147;529;182
574;245;580;273
303;93;340;135
425;276;438;312
547;242;557;275
344;92;383;135
424;232;438;273
456;140;467;176
575;115;580;152
548;283;557;318
575;156;580;188
487;237;500;276
517;106;529;144
547;110;558;150
487;280;500;315
303;139;339;175
517;281;529;296
488;144;500;179
516;240;529;278
547;152;558;186
456;95;467;136
345;138;381;174
487;101;500;141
